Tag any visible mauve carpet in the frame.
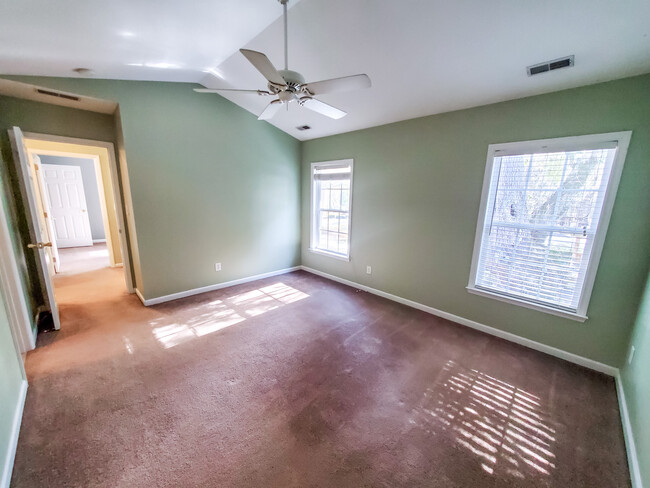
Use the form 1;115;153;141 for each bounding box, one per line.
11;265;630;487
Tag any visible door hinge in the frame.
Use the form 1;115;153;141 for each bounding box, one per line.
44;212;48;218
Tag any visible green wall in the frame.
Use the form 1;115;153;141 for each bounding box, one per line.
1;77;302;299
0;150;26;484
301;74;650;367
2;74;648;365
1;71;649;486
0;284;26;486
621;270;650;487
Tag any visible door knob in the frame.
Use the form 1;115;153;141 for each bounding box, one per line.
27;242;52;249
82;209;87;213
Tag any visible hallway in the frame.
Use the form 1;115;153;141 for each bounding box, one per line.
56;243;111;276
12;268;630;487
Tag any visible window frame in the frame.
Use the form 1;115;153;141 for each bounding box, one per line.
309;159;354;261
467;131;632;322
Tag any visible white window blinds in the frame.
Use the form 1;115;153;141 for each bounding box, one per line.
470;133;631;318
311;160;353;258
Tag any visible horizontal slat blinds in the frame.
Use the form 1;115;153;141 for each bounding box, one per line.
312;161;352;257
475;146;618;312
313;165;352;181
493;140;618;157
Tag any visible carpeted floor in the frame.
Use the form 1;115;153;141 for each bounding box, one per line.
12;264;630;487
57;243;110;275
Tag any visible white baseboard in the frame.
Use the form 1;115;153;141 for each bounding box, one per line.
136;266;302;306
300;266;618;376
1;380;27;488
92;239;107;243
134;263;618;375
615;373;643;488
131;264;637;483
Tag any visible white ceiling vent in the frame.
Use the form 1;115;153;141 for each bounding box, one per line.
296;125;311;131
527;55;575;76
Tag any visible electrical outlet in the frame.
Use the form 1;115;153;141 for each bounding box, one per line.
366;266;372;275
628;345;636;365
215;262;222;272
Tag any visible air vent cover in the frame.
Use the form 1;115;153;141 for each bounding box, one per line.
36;88;80;101
296;125;311;131
527;55;574;76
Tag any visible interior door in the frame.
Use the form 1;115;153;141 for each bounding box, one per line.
10;127;61;330
31;155;61;273
41;163;93;248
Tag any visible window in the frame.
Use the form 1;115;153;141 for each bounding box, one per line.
468;132;631;321
310;159;353;260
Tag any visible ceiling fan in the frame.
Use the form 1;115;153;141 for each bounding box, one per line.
194;0;371;121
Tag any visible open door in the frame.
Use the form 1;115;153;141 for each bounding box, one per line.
9;127;61;330
31;155;61;273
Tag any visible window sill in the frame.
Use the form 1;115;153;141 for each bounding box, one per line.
466;286;587;322
308;248;350;262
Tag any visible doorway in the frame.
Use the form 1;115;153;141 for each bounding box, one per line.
33;153;112;275
9;128;134;338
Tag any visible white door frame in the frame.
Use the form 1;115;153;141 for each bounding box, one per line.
0;175;36;352
22;132;135;294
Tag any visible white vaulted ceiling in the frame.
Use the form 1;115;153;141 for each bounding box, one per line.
1;0;649;140
0;0;303;82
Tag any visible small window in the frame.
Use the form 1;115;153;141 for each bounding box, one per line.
310;159;353;260
468;132;631;321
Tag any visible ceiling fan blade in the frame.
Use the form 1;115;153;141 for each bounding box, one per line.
194;88;271;95
240;49;286;87
301;98;347;119
258;101;283;121
304;74;371;95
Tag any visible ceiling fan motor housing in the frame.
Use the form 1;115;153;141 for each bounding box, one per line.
275;69;305;92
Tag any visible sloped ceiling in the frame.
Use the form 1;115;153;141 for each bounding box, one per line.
1;0;649;140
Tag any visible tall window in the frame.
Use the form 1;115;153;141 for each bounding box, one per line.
310;159;353;260
468;132;631;320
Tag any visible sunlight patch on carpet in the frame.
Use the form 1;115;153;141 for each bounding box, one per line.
150;282;309;348
411;360;557;480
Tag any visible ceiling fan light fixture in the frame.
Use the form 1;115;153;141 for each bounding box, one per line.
278;90;298;103
194;0;370;121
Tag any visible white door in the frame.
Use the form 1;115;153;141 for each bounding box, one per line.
31;155;61;273
41;163;93;248
10;127;61;330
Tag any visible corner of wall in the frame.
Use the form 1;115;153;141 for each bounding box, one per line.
615;372;643;488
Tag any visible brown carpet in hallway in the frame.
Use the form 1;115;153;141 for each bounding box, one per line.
12;268;630;487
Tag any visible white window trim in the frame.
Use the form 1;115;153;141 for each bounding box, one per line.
467;131;632;322
309;159;354;261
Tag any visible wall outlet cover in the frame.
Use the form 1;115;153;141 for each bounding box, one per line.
366;266;372;275
215;263;222;272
